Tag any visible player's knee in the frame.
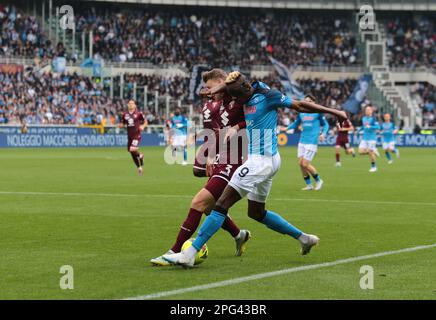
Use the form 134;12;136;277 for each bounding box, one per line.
300;160;309;169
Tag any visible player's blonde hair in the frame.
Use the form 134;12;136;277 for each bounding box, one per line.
202;68;227;82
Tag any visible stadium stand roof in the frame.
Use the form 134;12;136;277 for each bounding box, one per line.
81;0;436;11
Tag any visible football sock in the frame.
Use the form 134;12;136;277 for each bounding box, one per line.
303;175;311;186
385;151;392;161
371;161;376;168
130;151;140;167
260;210;302;239
221;215;240;238
311;173;321;182
335;153;340;162
183;146;187;162
191;209;226;251
171;208;202;253
139;153;144;166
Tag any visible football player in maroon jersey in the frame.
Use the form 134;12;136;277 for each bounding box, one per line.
334;113;356;167
121;100;147;175
150;69;251;266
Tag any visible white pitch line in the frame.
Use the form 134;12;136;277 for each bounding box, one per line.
0;191;436;207
125;243;436;300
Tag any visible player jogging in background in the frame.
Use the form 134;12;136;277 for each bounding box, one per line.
163;71;347;267
170;107;189;166
381;113;400;164
286;94;328;191
150;69;250;266
334;115;355;167
358;105;380;172
121;100;147;175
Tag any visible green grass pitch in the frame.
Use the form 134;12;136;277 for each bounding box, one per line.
0;146;435;299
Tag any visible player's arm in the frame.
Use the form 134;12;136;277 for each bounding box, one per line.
139;113;148;131
223;121;246;141
320;115;329;141
200;82;227;97
291;100;347;121
285;115;301;132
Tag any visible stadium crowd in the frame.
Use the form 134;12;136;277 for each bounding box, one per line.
386;16;435;69
0;70;171;125
409;82;436;128
75;7;359;68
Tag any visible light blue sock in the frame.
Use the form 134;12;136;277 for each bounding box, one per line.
303;175;311;186
192;210;226;250
385;151;392;161
261;210;303;239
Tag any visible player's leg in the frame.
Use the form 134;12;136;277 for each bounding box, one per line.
383;142;393;164
391;142;399;158
302;146;323;190
246;155;319;255
345;142;355;157
299;157;313;190
298;144;312;190
163;185;243;266
335;145;341;166
128;139;143;175
368;142;378;172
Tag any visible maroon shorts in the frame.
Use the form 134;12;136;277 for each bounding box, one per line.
336;136;350;149
204;163;239;201
127;136;141;151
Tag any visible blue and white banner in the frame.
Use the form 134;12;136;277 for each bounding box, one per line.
343;74;372;114
189;65;210;101
269;57;305;100
0;128;166;148
277;133;436;148
52;57;67;73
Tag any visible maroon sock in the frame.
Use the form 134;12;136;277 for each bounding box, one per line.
336;153;340;162
130;151;140;167
221;215;240;238
139;153;144;166
171;208;202;253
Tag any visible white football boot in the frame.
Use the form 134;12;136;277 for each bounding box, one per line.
301;185;314;191
335;162;342;167
163;250;195;268
314;179;324;191
235;230;251;256
298;234;320;255
150;250;174;266
369;166;377;172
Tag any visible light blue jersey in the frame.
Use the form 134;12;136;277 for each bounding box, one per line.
287;113;329;145
243;82;292;156
361;116;380;141
381;122;397;142
171;115;188;136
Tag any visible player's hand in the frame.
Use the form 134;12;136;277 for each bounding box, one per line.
319;134;325;142
200;88;211;98
335;110;348;122
223;126;238;142
206;158;214;177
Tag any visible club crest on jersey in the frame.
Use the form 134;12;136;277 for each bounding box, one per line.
244;105;257;114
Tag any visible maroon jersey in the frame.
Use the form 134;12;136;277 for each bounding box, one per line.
337;119;352;140
122;111;145;139
197;95;245;167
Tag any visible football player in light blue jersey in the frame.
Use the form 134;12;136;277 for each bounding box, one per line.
358;106;380;172
163;71;347;267
381;113;399;164
287;94;329;191
170;107;189;165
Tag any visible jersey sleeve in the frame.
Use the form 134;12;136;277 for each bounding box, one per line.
121;113;126;125
320;114;329;136
139;112;145;124
287;114;301;130
265;89;293;109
